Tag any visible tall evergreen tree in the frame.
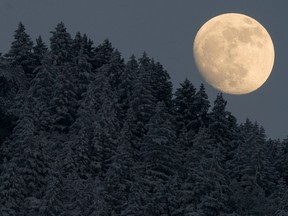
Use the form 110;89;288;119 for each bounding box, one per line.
279;137;288;185
209;93;238;162
73;48;92;100
194;83;210;130
125;53;157;149
50;66;78;133
173;78;197;136
117;54;138;121
268;177;288;215
0;57;27;150
0;157;26;215
138;102;181;215
228;119;276;215
81;34;94;58
103;132;135;215
103;49;125;91
27;64;55;132
33;36;48;68
150;60;173;109
92;38;114;69
90;95;119;179
0;103;49;215
181;128;231;215
72;32;83;56
50;22;73;65
6;22;35;80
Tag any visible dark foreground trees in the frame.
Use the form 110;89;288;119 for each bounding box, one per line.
0;22;287;216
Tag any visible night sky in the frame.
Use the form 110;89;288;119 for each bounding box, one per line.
0;0;287;139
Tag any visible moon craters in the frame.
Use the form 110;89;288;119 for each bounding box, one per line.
193;13;274;95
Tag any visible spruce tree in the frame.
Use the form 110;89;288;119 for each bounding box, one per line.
228;119;273;215
72;32;83;56
150;60;173;109
27;64;54;132
138;102;180;215
209;93;238;162
194;83;210;130
182;128;231;215
50;66;78;133
173;78;197;136
50;22;73;65
103;134;135;215
117;54;138;122
6;22;35;80
0;157;26;215
90;96;119;178
33;36;48;67
103;49;125;91
81;34;94;58
92;38;114;69
125;53;157;149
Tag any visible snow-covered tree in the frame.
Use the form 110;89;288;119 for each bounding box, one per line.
228;119;276;215
117;54;138;122
125;54;157;149
50;22;73;65
173;78;197;136
33;36;48;67
209;93;238;163
150;60;173;109
181;128;231;215
50;66;78;133
92;38;114;69
194;83;210;130
138;102;181;215
6;22;35;80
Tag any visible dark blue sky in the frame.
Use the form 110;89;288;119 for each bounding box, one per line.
0;0;287;139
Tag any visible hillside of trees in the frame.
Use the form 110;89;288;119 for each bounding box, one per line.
0;22;288;216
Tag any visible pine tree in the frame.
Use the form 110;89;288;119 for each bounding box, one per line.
0;157;26;215
181;128;231;215
72;32;83;57
6;22;35;80
138;102;181;215
102;49;125;91
0;102;49;215
66;81;100;180
125;55;157;149
103;133;135;215
121;183;146;216
150;60;173;109
228;119;274;215
27;64;54;132
173;78;197;136
268;177;288;215
50;66;78;133
38;165;66;215
194;83;210;130
279;137;288;185
0;58;26;152
74;49;92;100
82;34;94;58
90;95;119;178
50;22;73;65
209;93;238;162
92;38;114;69
117;54;138;122
33;36;48;67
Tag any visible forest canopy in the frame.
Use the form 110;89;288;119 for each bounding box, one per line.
0;22;287;216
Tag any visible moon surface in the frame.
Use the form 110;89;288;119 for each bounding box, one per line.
193;13;275;95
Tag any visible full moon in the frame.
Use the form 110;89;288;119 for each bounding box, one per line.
193;13;275;95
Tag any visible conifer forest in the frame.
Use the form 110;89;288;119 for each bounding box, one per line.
1;22;288;216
